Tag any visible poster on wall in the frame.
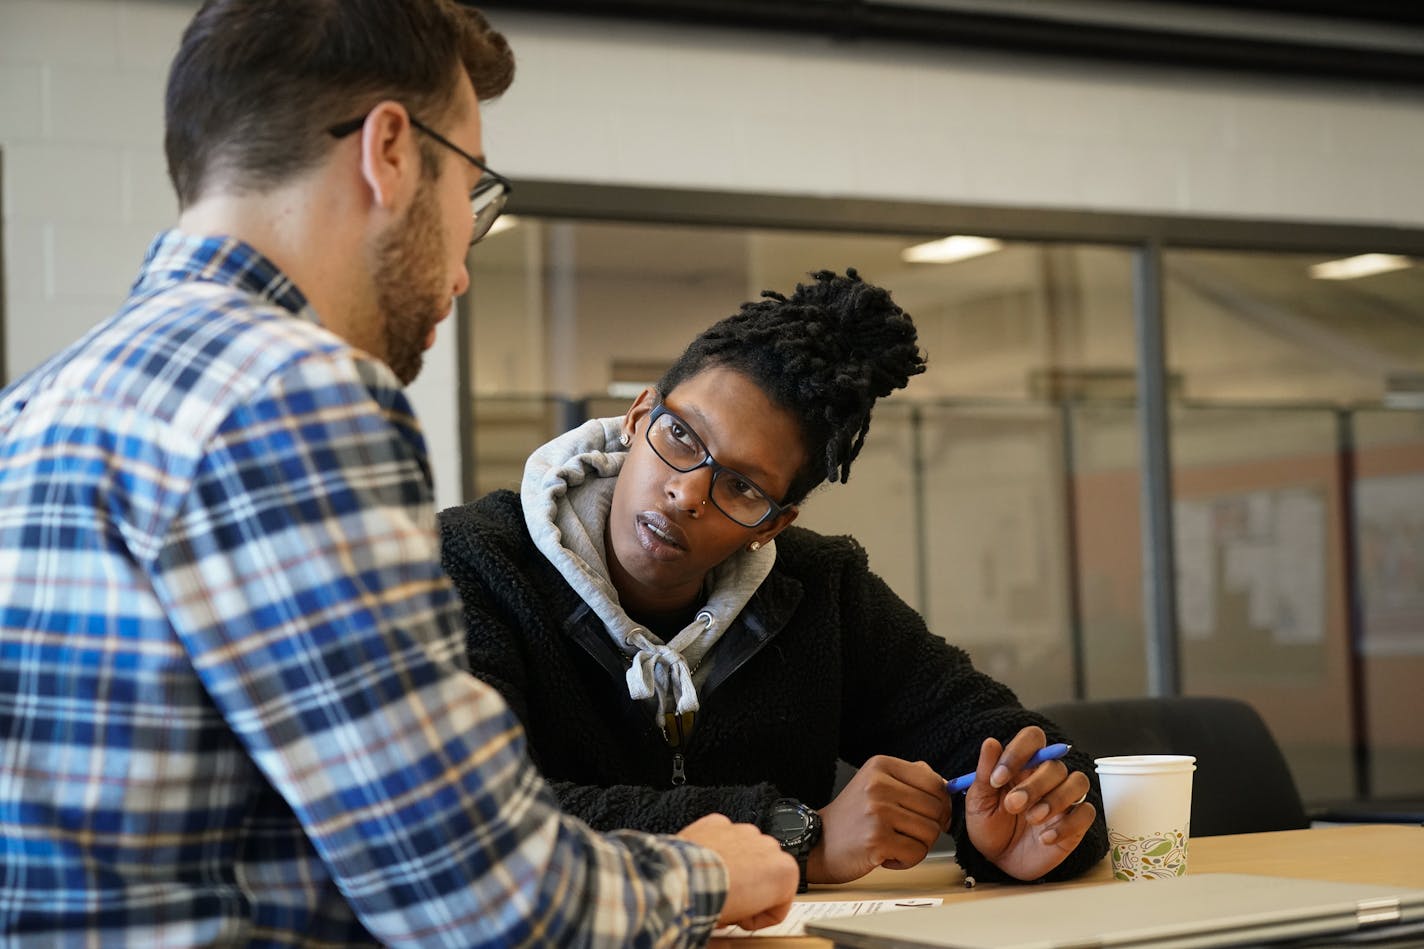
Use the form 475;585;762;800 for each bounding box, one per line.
1356;474;1424;656
1174;499;1216;640
1173;487;1326;648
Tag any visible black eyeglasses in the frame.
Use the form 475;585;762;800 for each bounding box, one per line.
327;112;512;245
644;404;788;529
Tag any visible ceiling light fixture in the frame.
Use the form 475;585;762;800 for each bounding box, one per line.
901;235;1004;264
1309;253;1412;281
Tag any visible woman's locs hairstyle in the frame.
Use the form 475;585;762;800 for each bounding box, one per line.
655;268;927;507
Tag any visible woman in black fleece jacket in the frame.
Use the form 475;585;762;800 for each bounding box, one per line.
440;269;1108;889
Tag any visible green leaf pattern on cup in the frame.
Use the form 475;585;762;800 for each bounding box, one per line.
1108;826;1189;881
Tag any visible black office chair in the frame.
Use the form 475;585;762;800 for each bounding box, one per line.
1036;695;1310;837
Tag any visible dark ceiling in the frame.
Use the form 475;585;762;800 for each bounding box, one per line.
1178;1;1422;25
471;0;1424;86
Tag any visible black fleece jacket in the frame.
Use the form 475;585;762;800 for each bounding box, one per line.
439;489;1107;883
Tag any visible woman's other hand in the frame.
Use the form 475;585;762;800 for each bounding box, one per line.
963;727;1096;881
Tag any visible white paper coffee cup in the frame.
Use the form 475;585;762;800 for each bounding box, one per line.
1094;755;1196;881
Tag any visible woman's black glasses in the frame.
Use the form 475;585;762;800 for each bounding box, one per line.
644;404;787;529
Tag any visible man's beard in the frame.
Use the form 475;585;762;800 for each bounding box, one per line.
372;179;452;386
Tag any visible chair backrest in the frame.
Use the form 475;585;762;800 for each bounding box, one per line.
1035;695;1309;837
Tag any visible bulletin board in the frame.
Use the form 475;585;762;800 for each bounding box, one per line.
1356;473;1424;656
1173;486;1328;683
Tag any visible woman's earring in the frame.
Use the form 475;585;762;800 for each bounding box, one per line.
619;432;631;447
748;541;762;552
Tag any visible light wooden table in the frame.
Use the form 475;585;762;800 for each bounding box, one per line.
712;824;1424;947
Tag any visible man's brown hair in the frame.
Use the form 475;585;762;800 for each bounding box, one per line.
164;0;514;208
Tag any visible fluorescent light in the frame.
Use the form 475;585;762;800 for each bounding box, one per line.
1310;253;1412;280
606;381;646;399
901;235;1003;264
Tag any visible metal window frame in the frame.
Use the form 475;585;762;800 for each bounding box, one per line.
505;181;1424;254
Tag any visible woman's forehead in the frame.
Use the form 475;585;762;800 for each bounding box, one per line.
661;368;805;482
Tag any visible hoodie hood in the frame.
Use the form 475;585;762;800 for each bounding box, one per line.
520;416;775;727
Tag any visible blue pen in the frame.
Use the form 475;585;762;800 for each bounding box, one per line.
945;742;1072;794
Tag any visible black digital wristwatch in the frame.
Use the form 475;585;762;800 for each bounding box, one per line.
765;798;822;893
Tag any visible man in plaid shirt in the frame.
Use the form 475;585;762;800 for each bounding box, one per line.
0;0;796;944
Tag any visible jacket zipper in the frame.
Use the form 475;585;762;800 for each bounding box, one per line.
671;752;687;786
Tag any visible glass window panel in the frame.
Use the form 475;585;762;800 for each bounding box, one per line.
921;404;1076;703
1165;247;1424;805
1168;406;1353;803
792;402;921;612
1165;248;1424;404
797;402;1083;705
1069;403;1148;699
468;395;564;498
468;219;1139;708
464;215;1424;808
472;221;1142;402
1353;409;1424;798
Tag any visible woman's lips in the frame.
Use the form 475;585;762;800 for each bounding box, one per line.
635;511;688;558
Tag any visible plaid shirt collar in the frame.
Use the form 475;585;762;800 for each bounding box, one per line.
134;229;318;324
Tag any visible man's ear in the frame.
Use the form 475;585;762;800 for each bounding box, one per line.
357;100;418;210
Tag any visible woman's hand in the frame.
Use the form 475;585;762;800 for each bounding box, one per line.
808;755;953;884
962;727;1096;881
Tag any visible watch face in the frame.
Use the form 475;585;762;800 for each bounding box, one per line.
770;809;809;836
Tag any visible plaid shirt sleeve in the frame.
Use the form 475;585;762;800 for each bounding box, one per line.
149;349;728;947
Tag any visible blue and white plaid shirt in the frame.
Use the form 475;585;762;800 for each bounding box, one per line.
0;231;727;947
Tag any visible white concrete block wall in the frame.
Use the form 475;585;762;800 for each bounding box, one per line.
0;0;462;509
485;13;1424;225
2;0;175;385
5;1;1424;508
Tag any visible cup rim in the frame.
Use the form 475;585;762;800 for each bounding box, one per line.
1094;754;1197;773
